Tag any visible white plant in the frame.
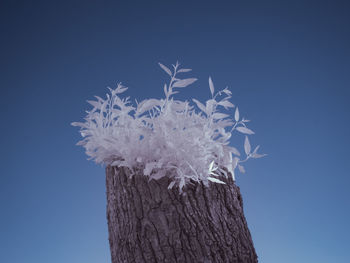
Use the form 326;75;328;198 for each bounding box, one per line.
72;62;266;192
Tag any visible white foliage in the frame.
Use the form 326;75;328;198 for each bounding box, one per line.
236;126;255;135
173;78;197;88
208;177;226;184
234;107;240;122
244;136;251;156
72;62;266;192
209;77;215;96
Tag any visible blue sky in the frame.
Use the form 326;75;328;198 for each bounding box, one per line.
1;0;349;262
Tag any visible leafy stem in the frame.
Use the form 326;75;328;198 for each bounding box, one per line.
164;61;179;102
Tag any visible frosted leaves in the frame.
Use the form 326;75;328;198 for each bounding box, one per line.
72;62;265;193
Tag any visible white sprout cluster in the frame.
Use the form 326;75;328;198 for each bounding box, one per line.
72;62;265;192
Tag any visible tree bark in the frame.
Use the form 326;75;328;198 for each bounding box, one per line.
106;165;258;263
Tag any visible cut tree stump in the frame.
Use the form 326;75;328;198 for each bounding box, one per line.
106;165;258;263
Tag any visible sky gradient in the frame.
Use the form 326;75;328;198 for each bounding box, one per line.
1;0;350;262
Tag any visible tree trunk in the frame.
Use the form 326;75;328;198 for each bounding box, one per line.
106;165;258;263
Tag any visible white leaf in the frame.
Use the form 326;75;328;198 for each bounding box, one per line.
218;100;235;109
158;62;172;76
250;146;267;158
212;113;229;120
244;136;251;155
251;153;267;159
238;164;245;173
209;77;214;96
173;78;197;88
208;177;226;184
71;122;85;127
177;68;192;73
115;85;128;94
136;99;161;116
236;126;255;135
210;171;219;176
192;99;207;113
234;107;240;122
163;84;168;97
168;181;176;190
222;88;232;95
209;160;214;171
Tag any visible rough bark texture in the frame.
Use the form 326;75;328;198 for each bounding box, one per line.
106;166;258;263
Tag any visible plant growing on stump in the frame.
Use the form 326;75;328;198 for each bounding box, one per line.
72;62;265;263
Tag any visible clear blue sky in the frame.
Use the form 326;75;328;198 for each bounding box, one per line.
1;0;349;262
